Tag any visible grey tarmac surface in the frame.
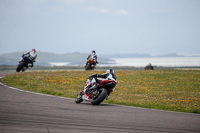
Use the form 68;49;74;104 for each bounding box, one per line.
0;71;200;133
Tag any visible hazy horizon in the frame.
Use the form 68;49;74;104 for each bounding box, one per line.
0;50;200;56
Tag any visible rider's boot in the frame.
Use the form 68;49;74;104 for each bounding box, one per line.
105;95;109;100
28;63;33;67
105;90;113;100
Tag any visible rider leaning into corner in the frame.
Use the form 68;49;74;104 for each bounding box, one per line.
19;48;37;68
87;69;117;100
85;50;98;67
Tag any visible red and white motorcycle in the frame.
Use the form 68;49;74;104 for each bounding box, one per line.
75;74;117;105
85;59;96;70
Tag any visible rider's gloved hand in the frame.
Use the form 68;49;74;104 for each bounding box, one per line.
88;76;93;80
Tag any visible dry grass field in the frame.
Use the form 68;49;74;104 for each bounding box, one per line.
1;69;200;113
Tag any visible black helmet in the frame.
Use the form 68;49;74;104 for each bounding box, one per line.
106;69;114;74
92;50;96;54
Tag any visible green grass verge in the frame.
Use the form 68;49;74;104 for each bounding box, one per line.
1;70;200;114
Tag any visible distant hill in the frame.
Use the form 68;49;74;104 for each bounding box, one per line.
0;51;113;66
156;53;185;57
0;52;198;66
102;53;151;58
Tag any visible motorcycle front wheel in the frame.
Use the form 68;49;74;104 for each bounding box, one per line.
85;64;91;70
16;62;24;72
91;88;108;105
75;91;83;103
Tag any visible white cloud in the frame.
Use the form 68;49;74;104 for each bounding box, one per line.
88;7;130;16
116;9;130;16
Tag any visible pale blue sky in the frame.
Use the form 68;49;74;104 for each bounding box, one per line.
0;0;200;55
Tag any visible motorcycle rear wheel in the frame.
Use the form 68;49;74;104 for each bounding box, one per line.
91;88;108;105
16;62;24;72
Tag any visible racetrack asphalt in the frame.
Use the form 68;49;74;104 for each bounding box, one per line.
0;71;200;133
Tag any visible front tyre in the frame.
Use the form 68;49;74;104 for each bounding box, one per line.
75;91;83;104
91;88;108;105
85;64;91;70
16;62;24;72
75;95;83;103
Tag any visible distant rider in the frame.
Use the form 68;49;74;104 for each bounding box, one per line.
19;49;37;67
144;63;154;70
85;50;98;67
87;69;117;100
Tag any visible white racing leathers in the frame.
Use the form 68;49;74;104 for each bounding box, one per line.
23;51;37;62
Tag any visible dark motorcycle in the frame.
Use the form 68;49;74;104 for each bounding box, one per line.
75;76;117;105
16;57;33;72
85;59;96;70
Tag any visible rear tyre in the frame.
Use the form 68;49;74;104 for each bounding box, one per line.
91;88;108;105
16;62;24;72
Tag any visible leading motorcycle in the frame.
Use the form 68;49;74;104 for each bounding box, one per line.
75;75;117;105
16;57;33;72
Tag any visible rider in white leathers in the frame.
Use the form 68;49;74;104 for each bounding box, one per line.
85;50;98;67
19;49;37;67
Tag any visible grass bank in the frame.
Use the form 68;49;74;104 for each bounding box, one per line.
1;70;200;114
